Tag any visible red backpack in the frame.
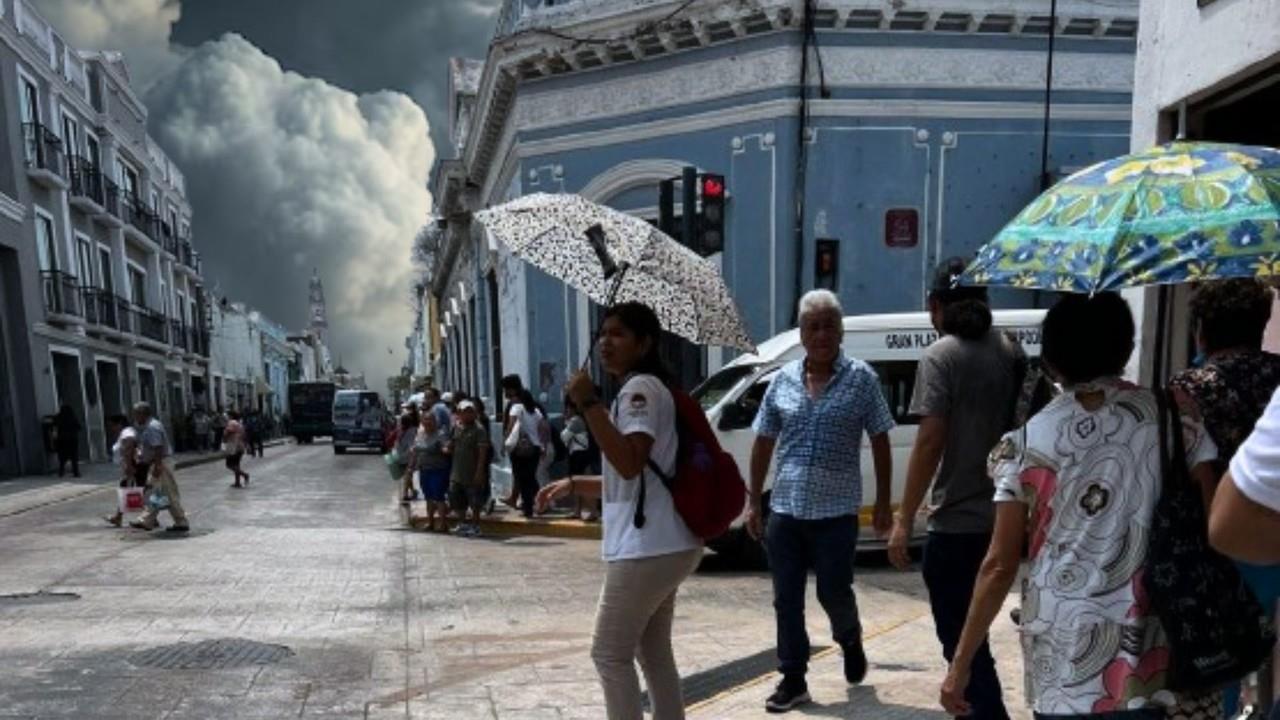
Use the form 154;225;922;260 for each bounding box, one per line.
633;386;747;541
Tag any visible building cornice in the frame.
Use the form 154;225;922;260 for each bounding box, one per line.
0;191;26;223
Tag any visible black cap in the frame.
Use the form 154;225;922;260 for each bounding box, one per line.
929;257;988;304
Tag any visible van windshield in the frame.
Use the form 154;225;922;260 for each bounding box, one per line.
333;394;358;411
691;364;757;411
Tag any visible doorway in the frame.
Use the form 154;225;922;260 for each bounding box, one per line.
96;360;123;456
0;264;18;477
50;350;90;462
137;366;156;409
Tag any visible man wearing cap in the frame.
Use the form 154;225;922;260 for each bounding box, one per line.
887;258;1023;720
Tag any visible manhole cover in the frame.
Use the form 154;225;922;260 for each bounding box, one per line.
0;591;80;606
129;638;293;670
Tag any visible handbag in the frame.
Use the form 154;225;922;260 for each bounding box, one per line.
505;417;539;459
1145;390;1275;692
118;486;145;514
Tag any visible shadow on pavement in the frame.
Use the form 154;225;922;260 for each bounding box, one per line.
794;685;949;719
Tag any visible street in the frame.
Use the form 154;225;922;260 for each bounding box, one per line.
0;444;1026;719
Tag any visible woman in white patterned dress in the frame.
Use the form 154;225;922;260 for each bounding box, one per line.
938;293;1221;720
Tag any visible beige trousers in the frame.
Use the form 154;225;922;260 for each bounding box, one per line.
592;548;702;720
139;464;188;528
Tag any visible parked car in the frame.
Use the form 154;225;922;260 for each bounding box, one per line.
692;309;1046;560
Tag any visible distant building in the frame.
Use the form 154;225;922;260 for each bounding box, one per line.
0;1;209;475
208;302;297;418
427;0;1140;411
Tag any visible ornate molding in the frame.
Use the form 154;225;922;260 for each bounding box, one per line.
0;193;26;223
578;158;691;202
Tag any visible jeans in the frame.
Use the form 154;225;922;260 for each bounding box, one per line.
766;512;861;679
923;532;1010;720
511;454;540;518
1034;710;1164;720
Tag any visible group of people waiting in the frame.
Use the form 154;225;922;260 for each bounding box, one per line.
516;260;1280;720
389;387;494;536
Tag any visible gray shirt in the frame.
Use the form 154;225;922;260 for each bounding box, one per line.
908;330;1023;533
137;418;170;466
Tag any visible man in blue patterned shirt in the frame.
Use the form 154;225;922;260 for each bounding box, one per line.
747;289;894;713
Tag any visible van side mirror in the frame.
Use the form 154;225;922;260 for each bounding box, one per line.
719;403;753;431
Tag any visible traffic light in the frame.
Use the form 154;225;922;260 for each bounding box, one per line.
698;173;725;255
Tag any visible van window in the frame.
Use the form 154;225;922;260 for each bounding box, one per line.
334;393;358;410
717;370;777;431
870;361;921;426
692;364;757;412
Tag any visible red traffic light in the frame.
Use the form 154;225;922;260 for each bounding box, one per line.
701;175;725;199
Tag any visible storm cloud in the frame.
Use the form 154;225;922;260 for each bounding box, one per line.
145;34;434;384
171;0;502;167
29;0;492;387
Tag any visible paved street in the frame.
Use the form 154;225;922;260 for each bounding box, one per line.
0;443;1028;719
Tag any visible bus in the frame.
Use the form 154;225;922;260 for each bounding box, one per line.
287;382;336;443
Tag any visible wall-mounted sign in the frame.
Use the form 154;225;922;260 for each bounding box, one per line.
884;208;919;248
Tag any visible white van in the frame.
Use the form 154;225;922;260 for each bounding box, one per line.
692;309;1046;558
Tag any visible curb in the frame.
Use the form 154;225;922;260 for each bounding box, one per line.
406;509;602;540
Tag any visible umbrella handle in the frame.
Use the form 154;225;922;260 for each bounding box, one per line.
578;264;629;374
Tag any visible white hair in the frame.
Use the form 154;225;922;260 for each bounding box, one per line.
797;289;843;323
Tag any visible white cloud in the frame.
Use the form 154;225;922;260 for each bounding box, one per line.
145;34;433;387
33;0;184;90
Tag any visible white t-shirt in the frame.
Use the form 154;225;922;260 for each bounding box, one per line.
508;403;545;448
112;426;137;466
1230;386;1280;514
602;374;701;562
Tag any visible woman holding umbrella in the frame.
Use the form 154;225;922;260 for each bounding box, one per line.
536;301;702;720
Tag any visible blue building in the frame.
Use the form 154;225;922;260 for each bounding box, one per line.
427;0;1139;410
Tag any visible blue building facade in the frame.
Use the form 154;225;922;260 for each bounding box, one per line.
428;0;1139;411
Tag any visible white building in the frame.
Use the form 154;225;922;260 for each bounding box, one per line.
0;0;208;474
1125;0;1280;381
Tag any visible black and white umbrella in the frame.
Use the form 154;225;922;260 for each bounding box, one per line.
475;193;755;353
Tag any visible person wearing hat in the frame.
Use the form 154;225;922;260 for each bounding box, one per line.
445;400;491;536
887;257;1025;720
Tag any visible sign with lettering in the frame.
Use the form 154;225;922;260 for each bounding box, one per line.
879;327;1041;351
885;208;919;248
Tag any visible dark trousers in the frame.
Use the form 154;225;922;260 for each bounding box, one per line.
511;454;540;518
766;512;862;679
57;447;79;477
250;436;264;457
923;532;1010;720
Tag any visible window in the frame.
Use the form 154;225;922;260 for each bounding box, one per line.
61;111;79;158
98;246;114;294
869;361;921;426
86;134;101;169
120;161;139;198
160;280;167;315
692;364;757;412
127;265;146;306
34;213;57;272
76;237;93;286
20;76;39;125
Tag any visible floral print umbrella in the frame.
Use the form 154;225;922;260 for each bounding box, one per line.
959;142;1280;293
474;193;756;352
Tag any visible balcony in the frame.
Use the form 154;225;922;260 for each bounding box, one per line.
68;157;106;214
97;176;124;228
160;221;178;257
23;123;67;188
81;287;122;334
134;305;167;346
121;194;161;247
170;318;189;353
39;270;82;321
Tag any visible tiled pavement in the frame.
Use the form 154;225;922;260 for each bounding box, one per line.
0;441;1030;719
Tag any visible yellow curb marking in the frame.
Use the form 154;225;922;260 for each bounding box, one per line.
684;608;933;714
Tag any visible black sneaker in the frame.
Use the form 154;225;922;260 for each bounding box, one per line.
842;637;868;685
765;677;810;713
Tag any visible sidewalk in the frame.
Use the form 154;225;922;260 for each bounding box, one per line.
0;438;290;519
406;500;603;539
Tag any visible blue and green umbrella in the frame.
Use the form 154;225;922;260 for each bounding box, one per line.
959;141;1280;293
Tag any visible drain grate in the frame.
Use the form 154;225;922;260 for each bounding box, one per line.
129;638;293;670
0;590;80;606
644;645;828;708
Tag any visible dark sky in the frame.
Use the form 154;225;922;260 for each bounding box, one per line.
171;0;501;159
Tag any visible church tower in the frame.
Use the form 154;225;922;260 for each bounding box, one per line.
308;269;328;344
